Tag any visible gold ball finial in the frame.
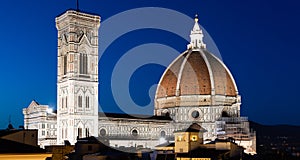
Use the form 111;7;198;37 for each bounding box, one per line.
195;14;199;23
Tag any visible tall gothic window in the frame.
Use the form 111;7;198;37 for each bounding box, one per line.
85;128;89;137
65;128;68;139
78;128;82;138
63;55;67;75
86;96;89;108
78;96;82;108
79;53;88;74
62;98;64;109
65;96;68;108
62;97;67;108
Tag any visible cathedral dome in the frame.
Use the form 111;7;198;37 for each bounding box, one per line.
155;49;238;98
154;16;239;111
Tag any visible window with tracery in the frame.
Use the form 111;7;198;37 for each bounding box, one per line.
63;55;67;75
78;128;82;138
79;53;88;74
78;96;82;108
86;96;89;108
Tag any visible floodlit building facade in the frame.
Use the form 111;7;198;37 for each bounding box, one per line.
55;10;100;145
23;100;57;147
23;10;256;154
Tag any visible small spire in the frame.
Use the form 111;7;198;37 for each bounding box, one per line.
187;14;206;50
8;115;11;124
195;14;199;23
7;115;14;130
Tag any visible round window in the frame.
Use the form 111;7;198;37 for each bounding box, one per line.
100;129;106;136
132;129;138;137
191;110;200;118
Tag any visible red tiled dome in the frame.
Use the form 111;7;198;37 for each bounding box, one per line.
155;49;238;103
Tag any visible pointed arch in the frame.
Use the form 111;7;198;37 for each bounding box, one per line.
75;88;84;109
75;120;84;139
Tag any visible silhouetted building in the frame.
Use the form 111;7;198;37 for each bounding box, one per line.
0;128;52;159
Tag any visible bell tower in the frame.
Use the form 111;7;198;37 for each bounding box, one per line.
56;10;100;145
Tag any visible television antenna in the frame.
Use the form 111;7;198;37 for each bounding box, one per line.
76;0;80;11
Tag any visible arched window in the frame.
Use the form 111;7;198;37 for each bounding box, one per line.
78;96;82;108
222;111;230;117
63;55;68;75
160;131;166;138
164;112;170;117
78;128;82;138
86;96;89;108
65;128;68;139
85;128;89;137
79;53;88;74
65;96;68;108
62;98;64;109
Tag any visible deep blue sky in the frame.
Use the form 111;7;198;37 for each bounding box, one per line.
0;0;299;128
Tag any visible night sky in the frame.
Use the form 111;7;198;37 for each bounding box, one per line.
0;0;299;129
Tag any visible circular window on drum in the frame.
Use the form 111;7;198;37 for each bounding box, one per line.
100;128;106;136
132;129;138;137
191;110;200;118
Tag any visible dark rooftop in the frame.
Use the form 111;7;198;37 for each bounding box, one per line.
174;123;207;133
0;138;45;153
155;142;175;148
